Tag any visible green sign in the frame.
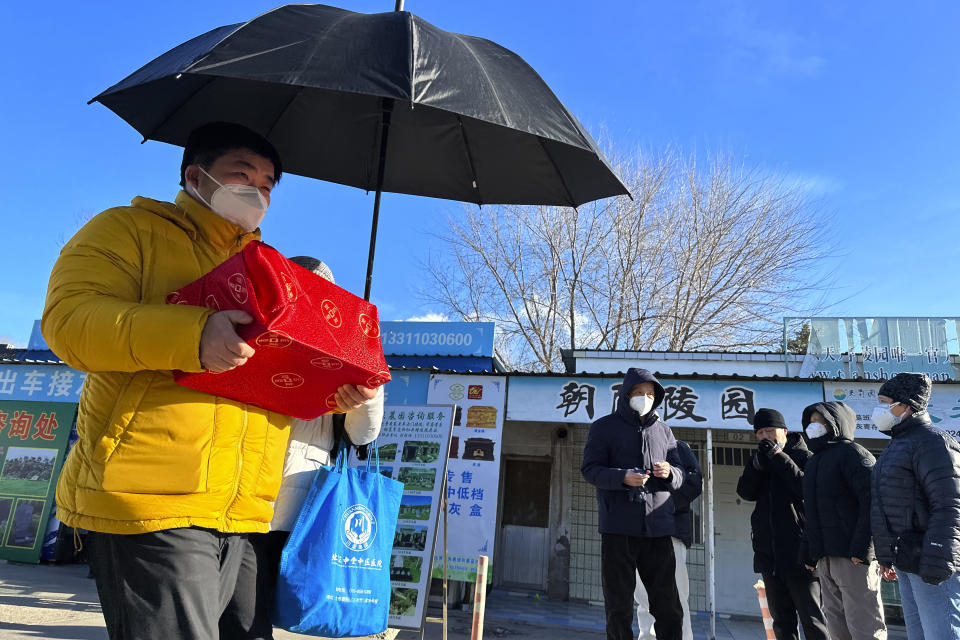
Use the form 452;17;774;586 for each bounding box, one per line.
0;400;77;563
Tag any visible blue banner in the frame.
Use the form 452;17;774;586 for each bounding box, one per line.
28;321;49;351
382;371;431;406
0;365;86;404
380;322;494;358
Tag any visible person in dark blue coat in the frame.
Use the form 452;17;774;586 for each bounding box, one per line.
871;372;960;639
581;368;685;640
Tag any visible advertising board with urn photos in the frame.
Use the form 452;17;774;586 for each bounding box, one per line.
363;404;454;629
0;399;77;563
426;375;506;583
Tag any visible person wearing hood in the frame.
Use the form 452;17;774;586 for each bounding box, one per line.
871;372;960;639
736;408;829;640
581;368;686;640
41;122;378;639
800;401;886;640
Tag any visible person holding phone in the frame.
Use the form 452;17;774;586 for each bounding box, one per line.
581;368;686;640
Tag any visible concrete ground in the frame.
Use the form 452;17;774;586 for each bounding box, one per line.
0;561;906;639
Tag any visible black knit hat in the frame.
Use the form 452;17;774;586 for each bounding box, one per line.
753;408;787;431
878;373;932;412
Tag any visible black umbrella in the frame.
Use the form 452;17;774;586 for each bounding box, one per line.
92;3;629;299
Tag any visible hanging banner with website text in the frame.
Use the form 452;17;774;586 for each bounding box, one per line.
506;376;823;429
798;317;960;381
824;382;960;440
363;404;453;630
0;400;77;563
427;375;505;582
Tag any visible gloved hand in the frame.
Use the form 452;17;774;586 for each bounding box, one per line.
758;438;782;460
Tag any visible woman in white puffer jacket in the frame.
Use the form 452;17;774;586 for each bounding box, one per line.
220;256;385;640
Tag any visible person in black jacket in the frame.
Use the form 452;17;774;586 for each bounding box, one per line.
634;439;703;640
801;401;886;640
581;368;685;640
736;408;828;640
871;372;960;639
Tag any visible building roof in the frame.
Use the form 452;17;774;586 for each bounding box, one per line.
560;348;805;375
1;345;951;385
0;345;63;364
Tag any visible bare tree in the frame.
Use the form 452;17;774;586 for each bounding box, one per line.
421;152;832;371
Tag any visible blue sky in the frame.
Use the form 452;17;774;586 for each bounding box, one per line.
2;0;959;346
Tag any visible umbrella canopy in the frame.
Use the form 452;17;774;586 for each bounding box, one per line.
93;3;628;208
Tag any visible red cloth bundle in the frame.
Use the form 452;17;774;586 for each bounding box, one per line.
167;241;391;419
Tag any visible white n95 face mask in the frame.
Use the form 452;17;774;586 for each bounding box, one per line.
629;395;654;416
189;166;268;232
871;403;902;433
806;422;829;439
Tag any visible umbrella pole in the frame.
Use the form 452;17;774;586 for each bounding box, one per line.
363;102;394;301
364;188;384;301
360;0;402;302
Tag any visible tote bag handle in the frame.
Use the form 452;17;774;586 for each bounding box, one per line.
333;439;380;473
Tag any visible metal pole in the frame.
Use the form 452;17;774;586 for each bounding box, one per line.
706;428;716;640
470;556;489;640
363;102;394;301
394;0;404;10
783;316;790;378
783;317;790;377
443;480;449;640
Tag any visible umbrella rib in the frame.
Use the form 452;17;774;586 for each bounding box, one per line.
265;86;306;141
449;34;512;129
536;137;577;208
457;116;483;205
407;13;416;106
180;6;290;75
187;41;309;73
142;75;219;143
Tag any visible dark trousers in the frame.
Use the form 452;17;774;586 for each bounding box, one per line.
219;531;289;640
86;527;250;640
762;573;829;640
601;534;683;640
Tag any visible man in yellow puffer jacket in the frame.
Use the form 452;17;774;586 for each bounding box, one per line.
42;122;376;639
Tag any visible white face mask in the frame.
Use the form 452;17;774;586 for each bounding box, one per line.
806;422;829;439
629;395;654;416
188;166;268;232
871;402;902;433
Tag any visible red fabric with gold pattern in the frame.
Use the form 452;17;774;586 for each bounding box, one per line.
167;241;390;419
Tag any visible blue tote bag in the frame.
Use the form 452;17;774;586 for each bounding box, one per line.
274;445;403;637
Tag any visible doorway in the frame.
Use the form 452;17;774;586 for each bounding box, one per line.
712;445;763;616
497;457;551;589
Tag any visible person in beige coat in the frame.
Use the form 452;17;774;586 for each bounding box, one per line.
220;255;385;639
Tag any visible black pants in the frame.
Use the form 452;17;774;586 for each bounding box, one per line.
601;534;683;640
86;527;250;640
219;530;289;640
762;573;829;640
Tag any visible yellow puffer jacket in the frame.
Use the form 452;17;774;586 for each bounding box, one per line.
43;191;291;534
